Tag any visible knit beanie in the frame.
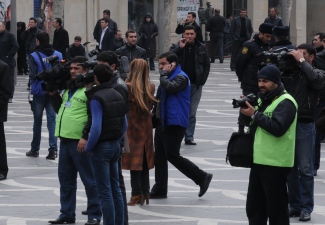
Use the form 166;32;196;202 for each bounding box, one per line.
258;65;281;85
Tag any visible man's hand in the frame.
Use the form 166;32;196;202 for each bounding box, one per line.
179;38;188;48
240;101;256;117
181;18;186;25
290;50;304;62
77;138;87;152
162;63;175;73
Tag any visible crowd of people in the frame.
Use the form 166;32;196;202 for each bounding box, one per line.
0;5;325;225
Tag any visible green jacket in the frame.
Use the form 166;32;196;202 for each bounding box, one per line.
55;88;88;139
254;93;297;167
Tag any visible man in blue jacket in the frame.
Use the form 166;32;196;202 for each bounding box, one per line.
25;32;62;160
150;52;213;199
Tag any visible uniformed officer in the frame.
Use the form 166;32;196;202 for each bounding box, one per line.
236;23;273;132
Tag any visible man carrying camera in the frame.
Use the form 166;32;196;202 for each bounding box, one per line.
170;25;210;145
150;52;212;199
26;32;62;160
235;23;273;133
272;26;295;51
241;64;297;225
284;44;325;222
48;56;102;225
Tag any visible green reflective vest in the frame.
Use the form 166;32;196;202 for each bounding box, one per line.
254;93;297;167
55;88;88;139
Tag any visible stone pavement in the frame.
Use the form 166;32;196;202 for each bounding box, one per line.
1;59;325;225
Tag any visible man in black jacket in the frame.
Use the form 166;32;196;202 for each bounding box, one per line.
21;17;43;55
67;36;86;60
206;9;226;63
0;21;19;103
284;44;325;222
0;60;12;181
170;25;210;145
175;12;203;43
52;17;69;59
230;9;253;71
98;18;114;52
93;9;118;43
312;33;325;53
235;23;273;133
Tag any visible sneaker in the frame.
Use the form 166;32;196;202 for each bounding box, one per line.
299;211;311;221
46;151;57;160
26;150;39;157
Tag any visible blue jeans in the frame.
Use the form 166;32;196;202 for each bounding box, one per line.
31;94;57;152
58;139;101;221
287;122;315;213
185;85;202;141
91;140;124;225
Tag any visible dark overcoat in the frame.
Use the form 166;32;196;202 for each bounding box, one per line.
138;14;158;58
0;60;11;122
122;82;155;171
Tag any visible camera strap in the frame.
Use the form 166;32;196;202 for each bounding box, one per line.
35;51;47;72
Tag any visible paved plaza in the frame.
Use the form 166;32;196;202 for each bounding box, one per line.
1;59;325;225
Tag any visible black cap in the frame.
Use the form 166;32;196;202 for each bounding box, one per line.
273;26;289;36
259;23;273;34
258;65;281;85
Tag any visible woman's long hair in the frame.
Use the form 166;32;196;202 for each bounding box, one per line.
126;59;157;113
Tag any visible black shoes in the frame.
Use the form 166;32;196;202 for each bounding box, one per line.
0;174;7;181
289;208;300;217
85;219;100;225
48;217;75;224
149;191;167;199
299;211;311;221
220;60;223;63
198;173;213;197
313;170;317;176
81;210;88;215
185;140;196;145
8;98;12;103
26;150;39;157
46;151;58;160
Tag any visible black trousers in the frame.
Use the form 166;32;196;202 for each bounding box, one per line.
118;152;129;225
151;125;206;195
230;37;247;70
0;122;8;177
130;151;149;196
246;164;290;225
17;52;28;73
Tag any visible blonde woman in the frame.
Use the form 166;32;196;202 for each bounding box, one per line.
122;59;157;205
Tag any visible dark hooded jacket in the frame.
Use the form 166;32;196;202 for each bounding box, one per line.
138;13;158;59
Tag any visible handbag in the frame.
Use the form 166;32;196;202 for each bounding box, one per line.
226;132;254;168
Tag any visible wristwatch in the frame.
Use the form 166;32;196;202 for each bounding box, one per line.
251;111;257;120
299;58;306;64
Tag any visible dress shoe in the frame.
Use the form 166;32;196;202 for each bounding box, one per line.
26;150;39;157
85;219;100;225
0;174;7;181
313;170;317;176
8;98;12;103
299;211;311;221
27;87;31;91
127;195;144;206
46;151;57;160
81;210;88;215
288;209;300;217
185;140;196;145
48;217;75;224
198;173;213;197
149;191;167;199
150;68;155;71
219;60;223;63
144;193;150;205
210;60;215;63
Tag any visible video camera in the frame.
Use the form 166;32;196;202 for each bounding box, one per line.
260;47;298;72
75;61;98;84
232;93;258;108
117;56;130;80
88;49;100;58
35;55;71;92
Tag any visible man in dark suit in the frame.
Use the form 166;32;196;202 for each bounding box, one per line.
52;17;69;59
98;18;115;52
93;9;118;43
230;8;253;71
0;21;19;103
175;12;203;43
0;60;12;181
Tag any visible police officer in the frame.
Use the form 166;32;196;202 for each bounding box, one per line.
235;23;273;133
272;26;295;51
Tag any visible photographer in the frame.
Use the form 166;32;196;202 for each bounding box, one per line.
272;26;295;51
48;56;102;225
235;23;273;133
26;32;62;160
283;44;325;222
240;65;297;225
